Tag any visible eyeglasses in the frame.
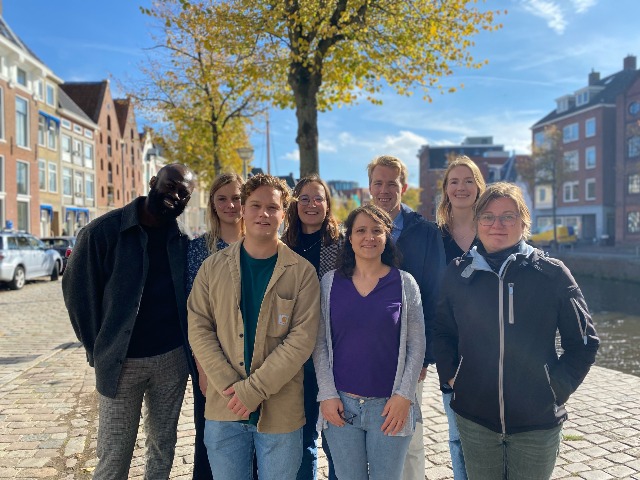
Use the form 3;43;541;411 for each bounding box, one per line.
478;213;519;227
340;411;357;425
298;195;325;206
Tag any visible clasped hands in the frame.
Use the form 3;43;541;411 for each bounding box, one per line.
320;394;411;435
223;385;253;419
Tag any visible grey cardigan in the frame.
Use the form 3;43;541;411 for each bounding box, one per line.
312;269;426;436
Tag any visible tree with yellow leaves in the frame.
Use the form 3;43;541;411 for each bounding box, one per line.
133;0;264;179
176;0;503;177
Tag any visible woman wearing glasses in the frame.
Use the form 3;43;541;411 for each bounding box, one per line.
282;174;343;480
435;156;486;480
186;172;245;480
434;183;599;480
313;204;425;480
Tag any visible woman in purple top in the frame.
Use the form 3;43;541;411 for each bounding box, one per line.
313;204;426;480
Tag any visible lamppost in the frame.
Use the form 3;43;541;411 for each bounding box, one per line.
236;146;254;180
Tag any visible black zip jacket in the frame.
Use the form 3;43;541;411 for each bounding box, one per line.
434;244;599;434
396;204;446;366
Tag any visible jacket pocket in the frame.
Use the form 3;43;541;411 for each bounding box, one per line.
267;294;295;338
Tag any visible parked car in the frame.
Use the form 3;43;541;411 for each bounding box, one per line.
529;225;578;248
40;236;76;274
0;230;62;290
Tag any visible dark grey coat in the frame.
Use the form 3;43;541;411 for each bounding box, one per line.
62;197;193;398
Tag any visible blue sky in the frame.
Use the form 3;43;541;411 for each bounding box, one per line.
5;0;639;187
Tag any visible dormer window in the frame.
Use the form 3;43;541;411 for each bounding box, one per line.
556;95;572;113
576;89;589;107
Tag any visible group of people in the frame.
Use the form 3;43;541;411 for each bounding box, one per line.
62;153;599;480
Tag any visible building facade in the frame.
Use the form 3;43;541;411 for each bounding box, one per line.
532;55;640;245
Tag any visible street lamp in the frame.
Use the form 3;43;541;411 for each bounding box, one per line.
236;146;254;180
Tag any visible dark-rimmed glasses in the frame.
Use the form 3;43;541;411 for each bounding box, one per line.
340;411;357;425
478;213;519;227
298;195;325;206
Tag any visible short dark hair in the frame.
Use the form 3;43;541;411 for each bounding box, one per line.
337;203;399;277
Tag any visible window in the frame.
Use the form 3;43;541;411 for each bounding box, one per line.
628;212;640;233
48;121;57;150
629;174;640;194
48;162;57;193
108;163;113;183
563;123;579;143
575;90;589;106
38;116;46;146
585;179;596;200
17;201;29;232
564;151;579;171
538;189;546;203
107;137;112;157
38;159;46;190
74;171;84;197
84;143;94;169
16;68;27;86
0;156;4;192
16;97;29;148
35;80;44;101
61;135;71;162
61;118;71;130
73;124;82;135
563;181;579;202
46;83;55;106
585;118;596;138
0;87;4;140
585;147;596;169
16;161;29;195
73;139;82;165
629;136;640;158
84;129;93;139
85;174;94;200
63;167;72;196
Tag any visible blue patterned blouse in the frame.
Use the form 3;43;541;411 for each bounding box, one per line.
186;235;229;295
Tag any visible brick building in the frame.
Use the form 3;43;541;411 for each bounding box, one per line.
532;55;640;245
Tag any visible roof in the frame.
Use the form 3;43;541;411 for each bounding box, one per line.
422;144;505;170
60;81;109;124
57;87;96;127
0;16;43;64
113;99;132;137
533;68;640;128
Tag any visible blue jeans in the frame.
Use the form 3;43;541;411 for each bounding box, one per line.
204;420;302;480
323;392;413;480
456;414;562;480
443;392;467;480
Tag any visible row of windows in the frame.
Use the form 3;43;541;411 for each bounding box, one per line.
563;118;596;143
62;167;94;200
562;179;596;202
563;147;597;171
628;212;640;233
61;134;94;169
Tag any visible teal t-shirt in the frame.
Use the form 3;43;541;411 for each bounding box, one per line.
239;245;278;425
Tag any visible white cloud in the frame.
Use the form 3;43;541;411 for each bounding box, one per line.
318;139;338;153
282;149;300;162
570;0;597;14
520;0;567;34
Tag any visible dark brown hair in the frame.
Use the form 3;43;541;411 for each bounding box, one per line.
282;175;341;248
337;204;399;278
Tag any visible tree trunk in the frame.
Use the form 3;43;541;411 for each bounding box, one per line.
289;62;321;178
211;120;221;176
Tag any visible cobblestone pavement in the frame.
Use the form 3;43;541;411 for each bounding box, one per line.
1;280;640;479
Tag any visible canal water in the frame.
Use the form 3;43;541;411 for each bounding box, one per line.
575;275;640;377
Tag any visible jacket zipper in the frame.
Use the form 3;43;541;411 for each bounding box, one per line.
452;356;464;386
508;283;514;325
544;363;559;412
570;298;588;345
498;261;513;435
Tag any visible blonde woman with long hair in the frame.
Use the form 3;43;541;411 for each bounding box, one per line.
435;156;485;480
187;172;245;480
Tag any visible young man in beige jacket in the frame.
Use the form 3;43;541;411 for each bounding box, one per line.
188;174;320;480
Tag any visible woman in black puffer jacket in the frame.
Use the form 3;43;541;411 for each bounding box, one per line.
434;182;599;480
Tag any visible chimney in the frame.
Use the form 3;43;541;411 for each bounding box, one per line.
588;69;600;85
623;55;637;71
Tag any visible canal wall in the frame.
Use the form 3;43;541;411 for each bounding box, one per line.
553;247;640;284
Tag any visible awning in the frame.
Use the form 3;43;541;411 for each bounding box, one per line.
40;204;53;219
65;207;90;222
39;111;61;126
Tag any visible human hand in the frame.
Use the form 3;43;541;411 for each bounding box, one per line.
381;395;411;435
222;386;251;419
419;367;428;382
320;398;346;427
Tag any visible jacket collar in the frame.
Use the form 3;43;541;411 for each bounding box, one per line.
223;238;299;267
458;242;538;282
120;196;187;238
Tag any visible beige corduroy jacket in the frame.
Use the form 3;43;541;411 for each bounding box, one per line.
188;239;320;433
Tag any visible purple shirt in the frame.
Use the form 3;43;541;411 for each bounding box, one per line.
330;268;402;397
